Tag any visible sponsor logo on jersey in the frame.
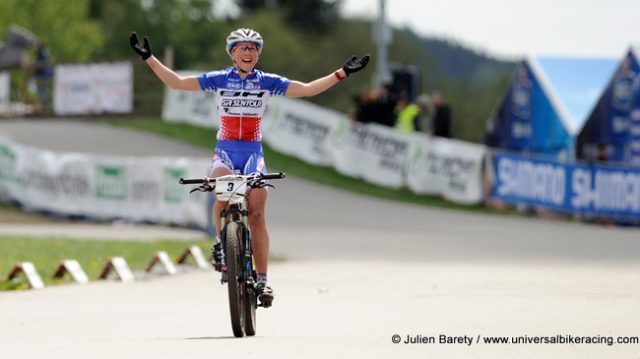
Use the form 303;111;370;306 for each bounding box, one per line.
221;98;263;107
219;90;266;98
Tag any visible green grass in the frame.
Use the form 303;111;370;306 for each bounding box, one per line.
0;235;211;290
110;118;510;214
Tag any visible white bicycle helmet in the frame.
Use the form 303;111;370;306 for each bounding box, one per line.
226;28;263;56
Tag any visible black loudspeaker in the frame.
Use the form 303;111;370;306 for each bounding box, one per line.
389;65;419;102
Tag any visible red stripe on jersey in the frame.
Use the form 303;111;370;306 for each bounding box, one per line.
219;115;261;141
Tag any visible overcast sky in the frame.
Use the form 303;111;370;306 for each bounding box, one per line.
340;0;640;60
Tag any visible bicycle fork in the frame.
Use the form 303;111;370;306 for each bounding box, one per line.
219;206;253;287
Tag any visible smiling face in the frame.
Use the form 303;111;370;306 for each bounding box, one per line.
230;41;260;73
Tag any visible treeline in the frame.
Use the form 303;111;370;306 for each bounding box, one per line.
0;0;513;143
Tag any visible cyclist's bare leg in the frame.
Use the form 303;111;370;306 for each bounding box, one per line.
211;167;232;234
247;187;269;276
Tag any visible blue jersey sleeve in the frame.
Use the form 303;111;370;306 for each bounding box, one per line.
262;72;291;96
197;70;227;92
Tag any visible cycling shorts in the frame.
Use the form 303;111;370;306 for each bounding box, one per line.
211;140;267;175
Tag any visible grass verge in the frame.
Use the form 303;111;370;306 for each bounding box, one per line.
0;234;286;291
109;118;510;214
0;235;210;290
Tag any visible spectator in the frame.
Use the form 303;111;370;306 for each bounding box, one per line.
394;95;421;133
32;42;53;113
377;83;397;127
416;93;433;133
353;89;378;124
432;91;452;138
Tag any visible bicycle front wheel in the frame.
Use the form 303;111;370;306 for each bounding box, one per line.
225;221;245;338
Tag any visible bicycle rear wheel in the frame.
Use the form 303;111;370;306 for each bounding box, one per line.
225;221;245;337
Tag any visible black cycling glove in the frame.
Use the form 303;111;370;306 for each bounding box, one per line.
342;54;370;76
130;32;152;60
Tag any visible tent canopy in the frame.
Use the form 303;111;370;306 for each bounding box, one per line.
0;25;39;71
577;46;640;164
486;55;618;158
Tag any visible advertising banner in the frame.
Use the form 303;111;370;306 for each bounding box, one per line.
161;79;495;203
493;151;640;218
162;71;218;128
407;137;486;204
54;62;133;115
94;62;133;113
0;71;9;115
328;121;412;189
0;139;211;228
262;96;343;166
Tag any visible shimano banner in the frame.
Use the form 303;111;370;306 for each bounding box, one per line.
493;151;640;218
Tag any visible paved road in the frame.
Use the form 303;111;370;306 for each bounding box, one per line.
1;119;639;358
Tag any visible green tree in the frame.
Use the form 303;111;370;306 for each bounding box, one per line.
0;0;103;62
236;0;338;34
89;0;224;69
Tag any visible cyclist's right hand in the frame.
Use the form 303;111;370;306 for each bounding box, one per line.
130;32;152;60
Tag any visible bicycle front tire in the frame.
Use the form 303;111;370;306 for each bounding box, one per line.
225;221;245;338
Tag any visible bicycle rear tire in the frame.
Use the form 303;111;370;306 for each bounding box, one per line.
225;221;245;338
243;258;257;335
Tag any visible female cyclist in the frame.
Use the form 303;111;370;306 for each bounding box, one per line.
130;28;369;307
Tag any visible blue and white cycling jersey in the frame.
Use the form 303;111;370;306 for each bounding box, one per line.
198;67;290;142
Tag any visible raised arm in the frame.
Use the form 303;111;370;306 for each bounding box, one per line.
286;55;370;98
130;32;200;91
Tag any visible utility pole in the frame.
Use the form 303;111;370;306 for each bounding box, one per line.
373;0;392;89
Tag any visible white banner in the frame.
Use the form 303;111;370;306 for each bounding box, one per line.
0;139;211;228
262;97;343;166
54;62;133;115
162;71;218;128
94;62;133;113
0;71;9;115
407;136;486;204
328;121;413;189
160;79;488;203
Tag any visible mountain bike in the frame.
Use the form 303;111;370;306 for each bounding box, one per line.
179;171;286;337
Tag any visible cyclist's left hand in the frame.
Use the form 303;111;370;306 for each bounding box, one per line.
129;32;152;60
343;54;370;76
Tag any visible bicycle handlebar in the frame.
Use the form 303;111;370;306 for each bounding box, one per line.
179;178;206;184
179;172;286;185
261;172;287;180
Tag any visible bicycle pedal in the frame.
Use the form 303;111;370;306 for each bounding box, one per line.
258;295;273;308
